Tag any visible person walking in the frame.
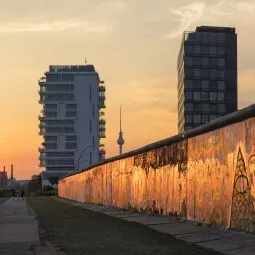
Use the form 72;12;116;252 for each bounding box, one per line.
21;189;25;200
16;189;20;200
12;189;16;200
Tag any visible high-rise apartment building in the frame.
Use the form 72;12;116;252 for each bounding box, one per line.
177;26;237;133
38;65;106;182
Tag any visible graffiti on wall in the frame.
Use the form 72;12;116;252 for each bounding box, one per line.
134;141;188;174
230;149;255;232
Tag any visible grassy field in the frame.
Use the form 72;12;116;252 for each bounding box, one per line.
0;197;8;204
27;197;223;255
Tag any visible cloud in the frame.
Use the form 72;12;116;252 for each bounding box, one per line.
0;20;112;33
166;0;255;39
167;2;206;38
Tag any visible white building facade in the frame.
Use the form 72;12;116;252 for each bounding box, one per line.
38;65;106;180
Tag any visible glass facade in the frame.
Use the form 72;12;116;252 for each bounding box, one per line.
177;26;237;133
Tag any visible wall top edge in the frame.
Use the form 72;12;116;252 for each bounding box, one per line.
60;104;255;180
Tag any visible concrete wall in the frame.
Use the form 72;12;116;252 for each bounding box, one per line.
59;106;255;233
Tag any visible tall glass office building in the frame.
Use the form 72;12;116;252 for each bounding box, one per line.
177;26;237;133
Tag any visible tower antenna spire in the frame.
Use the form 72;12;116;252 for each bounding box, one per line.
120;106;122;132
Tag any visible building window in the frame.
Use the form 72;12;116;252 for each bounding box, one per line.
46;74;61;82
194;45;201;54
185;115;193;124
218;69;225;79
185;91;192;100
66;104;77;109
210;80;218;90
193;115;201;124
218;58;225;67
218;92;225;101
210;115;218;121
185;80;193;89
185;68;193;78
201;115;209;124
185;56;193;65
202;103;209;112
202;46;209;55
65;136;77;141
193;103;202;112
202;32;210;43
202;69;210;78
45;94;74;101
44;143;57;149
62;74;74;82
218;33;226;44
202;57;209;66
44;112;57;117
185;44;193;54
210;104;217;113
218;81;226;90
45;136;57;142
193;57;201;66
201;92;209;100
210;46;217;55
65;143;77;149
202;80;209;90
218;104;226;113
193;91;201;101
218;46;225;56
46;127;74;133
194;69;201;78
194;80;202;89
210;58;217;67
185;103;193;111
210;69;217;79
66;111;77;117
210;33;218;44
210;92;217;101
45;104;57;109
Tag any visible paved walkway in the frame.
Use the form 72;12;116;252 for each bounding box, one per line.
0;198;39;255
57;197;255;255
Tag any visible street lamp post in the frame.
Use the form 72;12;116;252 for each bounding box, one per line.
74;145;94;172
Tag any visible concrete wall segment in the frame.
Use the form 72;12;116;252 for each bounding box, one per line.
59;105;255;233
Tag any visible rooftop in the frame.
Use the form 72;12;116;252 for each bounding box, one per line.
196;26;235;33
48;65;96;73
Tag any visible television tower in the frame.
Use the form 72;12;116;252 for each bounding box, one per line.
117;106;125;155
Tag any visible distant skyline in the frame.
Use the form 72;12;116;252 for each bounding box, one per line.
1;0;255;179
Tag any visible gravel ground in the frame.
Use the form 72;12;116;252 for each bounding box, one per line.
27;196;223;255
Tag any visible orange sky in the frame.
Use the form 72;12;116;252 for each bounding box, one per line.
1;0;255;179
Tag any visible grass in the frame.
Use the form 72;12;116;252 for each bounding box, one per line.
27;197;223;255
0;197;8;204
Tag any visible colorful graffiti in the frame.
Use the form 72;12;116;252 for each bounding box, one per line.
59;118;255;234
134;141;188;174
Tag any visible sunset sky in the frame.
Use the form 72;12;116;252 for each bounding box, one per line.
1;0;255;179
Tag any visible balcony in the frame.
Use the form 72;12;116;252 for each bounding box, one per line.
99;100;106;109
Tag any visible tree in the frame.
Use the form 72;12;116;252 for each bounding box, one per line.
28;174;42;193
48;177;59;186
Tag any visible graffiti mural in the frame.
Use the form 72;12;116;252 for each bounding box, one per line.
230;149;255;232
134;141;188;173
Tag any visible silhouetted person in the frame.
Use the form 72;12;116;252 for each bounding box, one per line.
12;189;16;200
21;189;25;200
16;189;20;200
